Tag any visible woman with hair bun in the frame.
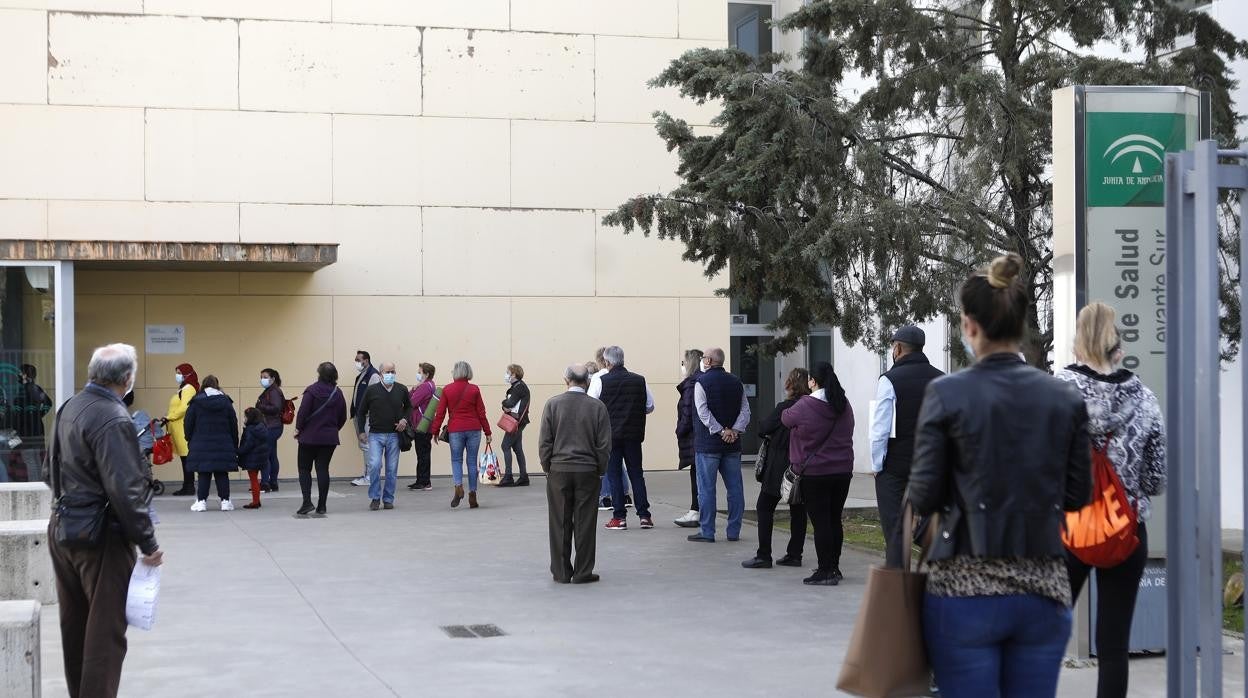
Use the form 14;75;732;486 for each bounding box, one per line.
907;253;1093;697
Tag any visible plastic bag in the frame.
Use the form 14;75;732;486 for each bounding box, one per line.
479;446;501;485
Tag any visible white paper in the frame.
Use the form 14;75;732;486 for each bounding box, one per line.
868;400;898;439
126;561;161;631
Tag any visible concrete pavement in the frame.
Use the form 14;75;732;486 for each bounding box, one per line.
38;471;1244;697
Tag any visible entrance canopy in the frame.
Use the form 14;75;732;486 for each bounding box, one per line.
0;240;338;271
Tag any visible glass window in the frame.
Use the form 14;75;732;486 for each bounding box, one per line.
729;297;779;324
807;334;832;367
0;266;57;483
728;2;774;70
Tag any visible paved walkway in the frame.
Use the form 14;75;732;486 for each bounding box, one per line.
39;471;1244;697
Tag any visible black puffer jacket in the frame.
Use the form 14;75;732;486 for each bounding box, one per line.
185;392;239;473
674;370;702;469
50;383;158;555
907;353;1092;562
758;397;799;496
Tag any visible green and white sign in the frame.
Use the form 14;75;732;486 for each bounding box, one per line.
1086;112;1188;207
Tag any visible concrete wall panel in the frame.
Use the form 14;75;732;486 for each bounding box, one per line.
331;0;509;31
511;0;678;38
422;208;595;296
47;200;239;241
239;204;422;296
0;105;143;200
73;294;145;387
595;216;717;297
423;29;593;120
679;0;727;40
332;115;509;206
0;10;47;104
240;20;421;115
49;13;238;109
146;0;331;21
595;35;724;125
75;270;239;296
146;109;332;204
678;297;730;359
0;201;47;239
511;121;677;209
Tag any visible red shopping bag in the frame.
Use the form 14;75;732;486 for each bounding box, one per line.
152;433;174;465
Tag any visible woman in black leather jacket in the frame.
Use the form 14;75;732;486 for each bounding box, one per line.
741;367;810;569
907;253;1091;698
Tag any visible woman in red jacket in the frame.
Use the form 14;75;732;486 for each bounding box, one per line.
431;360;492;509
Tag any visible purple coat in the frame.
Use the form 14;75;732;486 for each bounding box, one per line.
295;380;347;446
780;395;855;476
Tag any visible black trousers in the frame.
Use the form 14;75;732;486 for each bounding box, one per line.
546;469;599;582
196;471;230;501
874;469;909;568
298;444;336;508
412;432;432;486
756;490;806;560
502;426;528;478
48;525;137;698
801;473;853;572
688;461;699;510
1067;522;1149;698
180;456;192;490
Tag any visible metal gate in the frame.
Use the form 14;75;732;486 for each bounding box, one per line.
1164;139;1247;697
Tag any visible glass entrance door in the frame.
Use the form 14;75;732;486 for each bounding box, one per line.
0;265;56;482
729;335;777;457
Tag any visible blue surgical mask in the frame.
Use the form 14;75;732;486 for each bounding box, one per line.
175;373;184;385
382;372;396;386
415;375;425;384
260;378;272;389
961;336;976;361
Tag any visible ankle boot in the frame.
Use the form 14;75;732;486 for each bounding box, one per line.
451;485;464;508
468;491;479;508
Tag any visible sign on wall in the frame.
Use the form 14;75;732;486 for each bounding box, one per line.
145;325;185;355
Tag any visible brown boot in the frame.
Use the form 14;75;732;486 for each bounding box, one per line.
451;485;464;508
468;491;479;509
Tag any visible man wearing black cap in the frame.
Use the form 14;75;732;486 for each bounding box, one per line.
870;324;944;567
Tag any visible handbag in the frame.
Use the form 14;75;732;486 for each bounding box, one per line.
497;398;528;435
782;407;842;505
754;434;771;484
1062;434;1139;568
49;401;111;549
398;427;414;453
836;500;933;697
281;398;296;425
438;388;460;442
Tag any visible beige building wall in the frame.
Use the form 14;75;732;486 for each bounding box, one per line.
1;0;732;481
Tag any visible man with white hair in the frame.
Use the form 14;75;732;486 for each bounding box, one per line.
589;345;656;530
358;361;411;511
689;347;750;543
541;363;612;583
48;343;163;698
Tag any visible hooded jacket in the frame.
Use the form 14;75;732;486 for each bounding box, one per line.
781;394;855;476
1056;364;1167;520
184;391;239;473
295;380;347;446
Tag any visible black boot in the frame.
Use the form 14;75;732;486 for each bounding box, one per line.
515;476;530;487
497;476;516;488
296;502;314;516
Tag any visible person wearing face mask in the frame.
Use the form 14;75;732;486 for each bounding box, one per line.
165;362;199;496
498;364;532;487
431;361;493;509
349;350;381;488
869;325;945;568
907;253;1092;697
184;375;239;512
358;362;411;511
255;368;286;492
673;349;704;527
407;362;437;491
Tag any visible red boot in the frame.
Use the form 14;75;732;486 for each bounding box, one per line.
243;470;262;509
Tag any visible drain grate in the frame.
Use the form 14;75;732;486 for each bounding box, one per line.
440;624;507;639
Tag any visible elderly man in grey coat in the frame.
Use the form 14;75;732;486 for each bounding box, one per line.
540;363;612;584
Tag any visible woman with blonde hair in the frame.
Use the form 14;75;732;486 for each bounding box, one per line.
908;253;1092;696
1056;302;1166;698
431;361;492;509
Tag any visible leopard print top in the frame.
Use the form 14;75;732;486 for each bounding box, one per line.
926;556;1072;607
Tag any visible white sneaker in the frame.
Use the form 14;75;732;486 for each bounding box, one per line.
351;476;369;487
220;499;234;511
190;499;207;512
674;509;700;527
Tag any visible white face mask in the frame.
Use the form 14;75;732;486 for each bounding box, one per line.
414;374;425;384
504;373;513;384
175;373;184;385
354;361;365;373
700;360;711;372
260;377;272;389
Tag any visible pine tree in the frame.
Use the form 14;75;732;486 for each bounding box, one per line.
603;0;1247;364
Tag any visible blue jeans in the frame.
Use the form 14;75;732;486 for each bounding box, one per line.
367;432;400;504
607;440;650;519
262;425;283;487
695;451;744;540
600;467;628;498
449;430;482;492
924;593;1072;698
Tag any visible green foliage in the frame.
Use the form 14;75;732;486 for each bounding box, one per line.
603;0;1248;362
